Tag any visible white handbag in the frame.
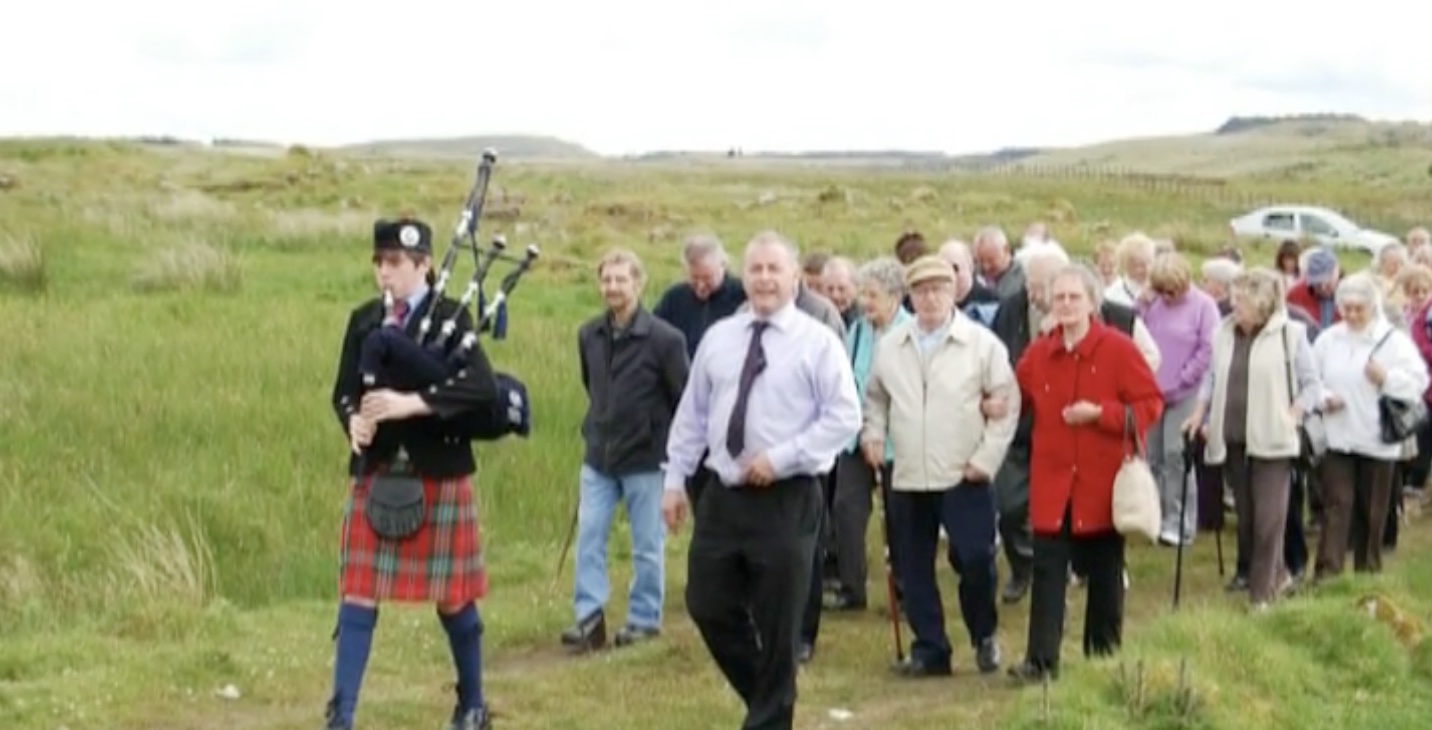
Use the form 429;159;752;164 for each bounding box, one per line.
1111;405;1161;543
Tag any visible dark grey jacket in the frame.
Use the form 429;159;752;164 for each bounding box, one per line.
579;306;690;475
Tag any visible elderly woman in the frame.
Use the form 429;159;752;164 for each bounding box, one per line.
1184;269;1321;609
1376;244;1409;325
1311;273;1430;578
1200;257;1242;316
1137;253;1221;546
1008;263;1163;683
1103;232;1157;306
1404;265;1432;500
828;256;912;611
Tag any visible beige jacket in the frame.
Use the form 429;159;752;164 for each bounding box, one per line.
1200;312;1320;465
861;312;1020;491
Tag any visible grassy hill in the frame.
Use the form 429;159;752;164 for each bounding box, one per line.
336;134;599;161
1003;114;1432;185
0;138;1429;729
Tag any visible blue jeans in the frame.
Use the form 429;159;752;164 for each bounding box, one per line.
573;464;665;629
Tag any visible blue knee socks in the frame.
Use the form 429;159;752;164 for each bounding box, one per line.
439;603;485;713
329;603;378;727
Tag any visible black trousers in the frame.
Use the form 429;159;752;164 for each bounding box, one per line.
1023;506;1124;672
800;488;828;648
887;484;998;666
686;476;821;730
830;453;897;603
992;449;1034;582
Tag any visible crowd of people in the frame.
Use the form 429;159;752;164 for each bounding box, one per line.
321;213;1432;730
563;222;1432;729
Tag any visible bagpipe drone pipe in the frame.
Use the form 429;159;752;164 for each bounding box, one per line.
358;148;536;441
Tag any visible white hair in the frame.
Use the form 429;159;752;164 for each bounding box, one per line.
1020;242;1069;270
1334;271;1384;312
1201;257;1242;286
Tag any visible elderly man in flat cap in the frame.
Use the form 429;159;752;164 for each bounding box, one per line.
860;254;1020;678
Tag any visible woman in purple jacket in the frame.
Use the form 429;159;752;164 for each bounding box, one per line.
1137;253;1221;546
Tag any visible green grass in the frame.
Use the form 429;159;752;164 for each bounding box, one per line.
0;138;1428;729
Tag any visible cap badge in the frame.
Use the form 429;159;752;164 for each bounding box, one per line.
399;225;421;248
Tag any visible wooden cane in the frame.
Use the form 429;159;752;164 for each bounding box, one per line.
873;468;905;663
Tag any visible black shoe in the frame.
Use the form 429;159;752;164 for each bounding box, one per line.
798;642;815;664
975;637;1001;674
559;610;605;652
1224;575;1249;593
890;657;952;678
1008;660;1057;684
614;625;660;647
322;697;349;730
446;706;492;730
1001;574;1031;604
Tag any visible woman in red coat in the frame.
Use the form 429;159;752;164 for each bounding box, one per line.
1008;263;1164;683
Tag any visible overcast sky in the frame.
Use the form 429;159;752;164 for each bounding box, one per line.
4;0;1427;156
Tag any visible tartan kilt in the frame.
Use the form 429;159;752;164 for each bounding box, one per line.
338;472;488;604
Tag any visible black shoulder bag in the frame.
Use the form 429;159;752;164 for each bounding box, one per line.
1369;329;1429;444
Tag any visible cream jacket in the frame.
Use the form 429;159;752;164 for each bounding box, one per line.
1199;312;1321;465
1313;318;1430;460
861;311;1020;491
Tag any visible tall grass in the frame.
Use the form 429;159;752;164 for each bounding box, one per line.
0;139;1426;728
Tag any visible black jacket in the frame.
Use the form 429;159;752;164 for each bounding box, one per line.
579;307;690;475
991;290;1138;450
331;293;499;478
652;274;747;359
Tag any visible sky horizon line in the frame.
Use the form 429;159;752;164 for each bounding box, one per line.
2;110;1426;158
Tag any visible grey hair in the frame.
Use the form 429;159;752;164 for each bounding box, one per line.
855;256;907;298
822;255;858;279
682;233;727;267
1229;267;1286;323
972;225;1009;251
1201;257;1242;286
744;229;800;267
1334;271;1383;310
1048;263;1105;311
1378;242;1408;266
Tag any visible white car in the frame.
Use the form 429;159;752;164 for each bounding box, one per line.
1228;205;1398;255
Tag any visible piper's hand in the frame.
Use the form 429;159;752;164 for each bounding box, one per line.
361;390;426;423
348;414;374;454
743;452;776;487
661;490;688;533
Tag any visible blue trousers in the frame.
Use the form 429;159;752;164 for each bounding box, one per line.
572;464;665;629
887;483;999;665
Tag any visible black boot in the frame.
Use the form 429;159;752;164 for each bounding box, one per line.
446;705;492;730
559;609;605;653
322;697;348;730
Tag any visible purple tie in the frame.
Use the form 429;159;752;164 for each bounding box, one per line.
386;299;409;328
726;320;769;458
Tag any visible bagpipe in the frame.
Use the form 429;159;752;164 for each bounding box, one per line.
357;148;537;441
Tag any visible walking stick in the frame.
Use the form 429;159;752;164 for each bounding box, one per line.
551;504;578;591
1173;433;1196;610
873;467;905;663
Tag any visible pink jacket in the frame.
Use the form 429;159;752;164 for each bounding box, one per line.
1409;299;1432;405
